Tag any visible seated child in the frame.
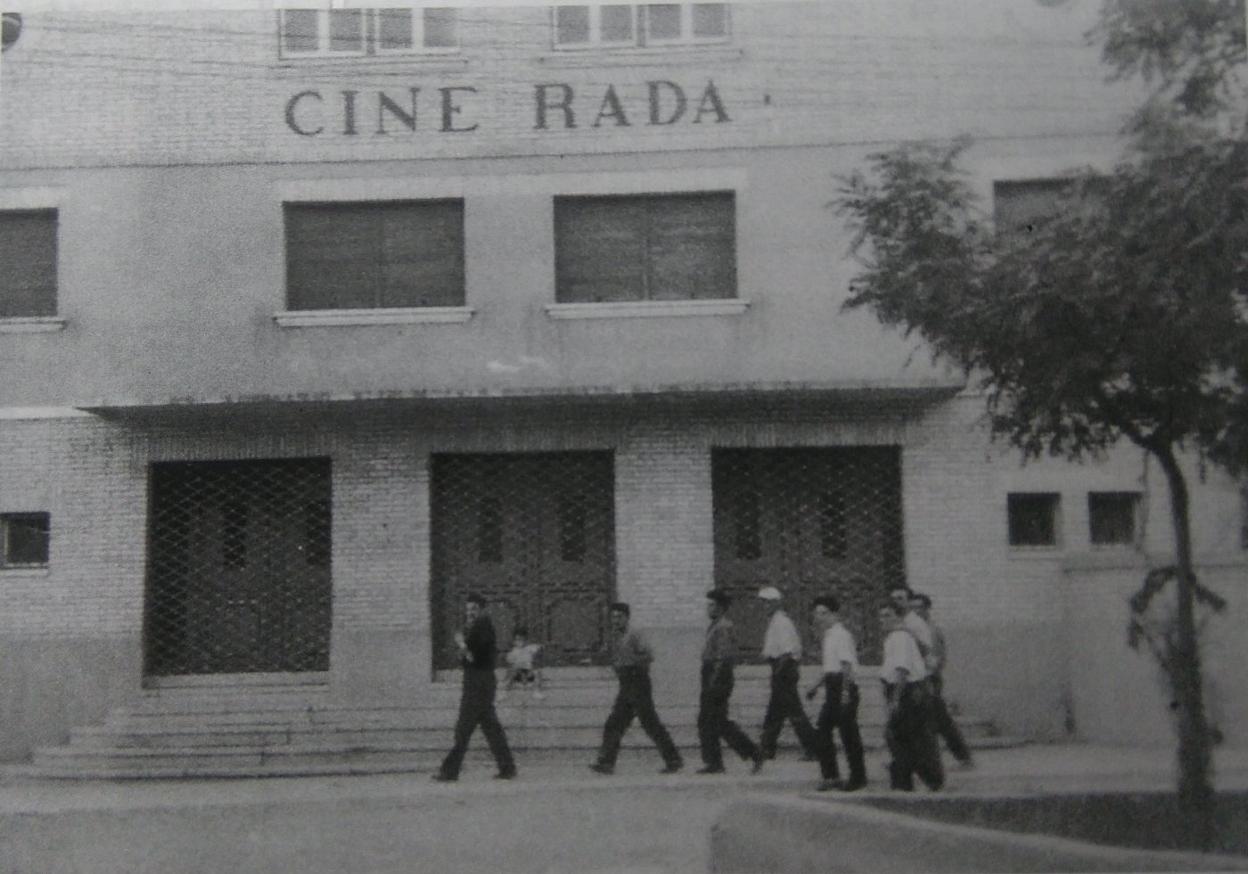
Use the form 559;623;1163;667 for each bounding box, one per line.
502;626;544;699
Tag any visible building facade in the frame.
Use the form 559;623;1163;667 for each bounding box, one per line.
1;0;1245;761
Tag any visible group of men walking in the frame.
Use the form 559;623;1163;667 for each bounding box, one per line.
433;585;971;793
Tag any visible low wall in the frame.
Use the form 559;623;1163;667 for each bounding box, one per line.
709;795;1248;874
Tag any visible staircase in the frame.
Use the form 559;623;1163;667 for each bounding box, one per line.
23;670;1024;779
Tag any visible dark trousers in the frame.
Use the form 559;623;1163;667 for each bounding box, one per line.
815;674;866;783
758;658;820;758
438;668;515;779
597;667;682;768
697;664;759;769
883;681;943;791
929;673;972;762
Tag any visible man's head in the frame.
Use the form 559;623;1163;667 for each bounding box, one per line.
879;601;904;633
757;586;783;615
465;593;487;623
911;592;932;620
609;602;631;632
812;594;840;629
888;586;913;613
513;625;529;646
706;589;731;620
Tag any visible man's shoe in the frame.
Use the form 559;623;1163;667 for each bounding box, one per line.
432;772;456;783
840;779;867;792
589;762;614;775
817;778;843;792
659;761;683;774
494;770;517;780
750;751;766;775
695;765;725;775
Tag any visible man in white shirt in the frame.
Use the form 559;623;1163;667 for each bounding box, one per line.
880;601;944;792
912;592;973;767
756;586;820;761
805;594;866;792
889;585;934;664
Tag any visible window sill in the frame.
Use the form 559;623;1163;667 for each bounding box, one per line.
271;54;469;76
0;566;50;577
0;317;65;334
1007;546;1063;560
546;299;748;320
537;45;742;68
274;307;474;328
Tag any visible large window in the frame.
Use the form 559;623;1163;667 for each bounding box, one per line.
0;209;57;318
1007;492;1060;548
553;3;729;49
1;513;50;568
279;7;457;58
1088;491;1140;546
284;200;465;310
554;192;736;303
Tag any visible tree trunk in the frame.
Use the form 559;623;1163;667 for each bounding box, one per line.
1155;445;1216;850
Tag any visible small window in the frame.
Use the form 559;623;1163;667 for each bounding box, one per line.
1;512;50;567
553;3;728;48
278;8;458;59
1007;492;1060;547
284;200;465;310
1088;492;1140;546
554;192;736;303
0;209;58;318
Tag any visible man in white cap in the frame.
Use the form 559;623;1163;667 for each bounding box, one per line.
756;586;820;762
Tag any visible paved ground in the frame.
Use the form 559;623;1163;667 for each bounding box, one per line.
2;744;1247;874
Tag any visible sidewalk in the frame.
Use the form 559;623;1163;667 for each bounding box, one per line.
2;742;1247;816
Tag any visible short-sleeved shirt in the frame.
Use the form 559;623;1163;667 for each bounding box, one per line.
761;610;803;660
505;643;540;672
703;616;738;664
882;628;927;684
610;628;654;671
820;622;858;675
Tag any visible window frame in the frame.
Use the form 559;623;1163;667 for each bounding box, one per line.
283;198;467;313
553;190;738;305
0;207;59;321
277;7;459;60
551;3;730;50
0;512;50;569
1006;492;1061;549
1087;491;1141;548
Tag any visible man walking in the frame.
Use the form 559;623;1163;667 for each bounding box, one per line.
806;595;866;792
697;589;765;775
590;602;683;776
434;593;517;782
912;592;973;768
756;586;820;762
880;601;943;792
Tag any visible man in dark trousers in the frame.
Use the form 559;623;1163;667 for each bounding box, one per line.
756;586;820;761
806;594;867;792
912;591;974;768
697;589;765;775
434;593;516;782
880;601;943;792
589;602;683;775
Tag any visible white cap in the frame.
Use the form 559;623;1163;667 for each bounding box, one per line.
757;586;782;601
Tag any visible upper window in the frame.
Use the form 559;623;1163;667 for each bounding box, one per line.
284;200;465;310
1088;491;1140;547
554;192;736;303
553;3;729;49
1;512;50;568
278;7;458;59
0;209;58;318
1007;492;1060;548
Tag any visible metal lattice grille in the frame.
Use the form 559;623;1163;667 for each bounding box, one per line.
712;448;906;664
431;452;616;669
143;459;333;676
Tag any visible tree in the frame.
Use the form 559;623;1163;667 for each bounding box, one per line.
836;124;1246;850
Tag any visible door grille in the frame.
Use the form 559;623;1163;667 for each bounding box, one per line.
143;458;333;676
712;447;905;664
430;452;616;669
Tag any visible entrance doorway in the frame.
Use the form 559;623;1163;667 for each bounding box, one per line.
712;447;905;664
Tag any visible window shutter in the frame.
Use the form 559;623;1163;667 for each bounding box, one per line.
646;192;734;300
0;210;57;318
555;197;647;303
